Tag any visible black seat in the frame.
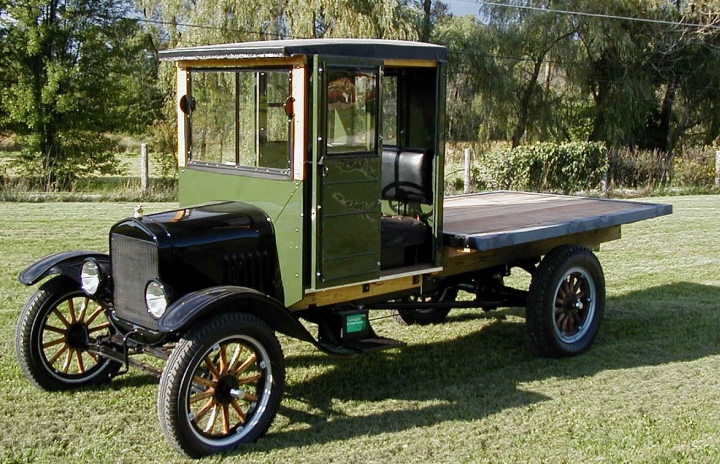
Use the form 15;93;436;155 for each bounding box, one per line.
380;149;433;248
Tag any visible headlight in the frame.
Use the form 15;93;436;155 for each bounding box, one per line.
80;259;103;296
145;279;169;319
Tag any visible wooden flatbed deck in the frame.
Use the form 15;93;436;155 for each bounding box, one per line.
443;191;672;251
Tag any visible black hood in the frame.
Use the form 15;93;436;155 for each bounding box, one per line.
110;202;281;300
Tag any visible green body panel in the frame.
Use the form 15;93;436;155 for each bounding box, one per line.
311;56;384;289
178;167;304;306
319;156;381;285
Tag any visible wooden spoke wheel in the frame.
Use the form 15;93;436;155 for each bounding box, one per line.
553;267;597;344
526;245;605;357
159;312;285;458
15;276;119;391
390;287;458;325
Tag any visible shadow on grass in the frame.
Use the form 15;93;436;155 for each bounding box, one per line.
247;281;720;452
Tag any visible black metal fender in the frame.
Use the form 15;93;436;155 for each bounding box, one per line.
18;250;110;286
157;286;316;345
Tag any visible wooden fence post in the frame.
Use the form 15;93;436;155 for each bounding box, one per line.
464;148;472;194
141;143;149;193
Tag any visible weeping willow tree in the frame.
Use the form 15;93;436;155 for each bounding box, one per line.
135;0;420;47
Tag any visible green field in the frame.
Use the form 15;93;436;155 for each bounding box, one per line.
1;196;719;463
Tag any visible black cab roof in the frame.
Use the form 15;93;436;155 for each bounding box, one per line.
159;38;447;63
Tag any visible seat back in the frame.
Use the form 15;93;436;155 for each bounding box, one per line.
381;149;433;204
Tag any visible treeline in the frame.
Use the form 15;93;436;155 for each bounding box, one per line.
1;0;719;191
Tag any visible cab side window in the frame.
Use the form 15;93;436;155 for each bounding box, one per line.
187;68;292;175
326;69;378;154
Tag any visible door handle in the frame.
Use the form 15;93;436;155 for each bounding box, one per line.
318;156;329;178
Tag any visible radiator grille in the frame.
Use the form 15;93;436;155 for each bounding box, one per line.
111;233;159;329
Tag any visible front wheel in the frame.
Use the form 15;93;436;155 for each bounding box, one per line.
15;276;120;391
526;245;605;357
158;312;285;458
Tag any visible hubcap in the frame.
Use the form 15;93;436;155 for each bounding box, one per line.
214;374;241;405
66;323;90;350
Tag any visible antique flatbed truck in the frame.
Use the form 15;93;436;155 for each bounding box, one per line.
15;39;671;458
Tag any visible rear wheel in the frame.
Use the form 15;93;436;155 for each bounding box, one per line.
526;245;605;357
158;312;285;458
390;287;458;325
15;276;119;391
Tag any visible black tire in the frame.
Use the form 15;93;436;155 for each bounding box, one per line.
158;312;285;458
15;276;120;391
390;287;458;325
526;245;605;358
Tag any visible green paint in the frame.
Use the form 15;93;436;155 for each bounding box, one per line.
312;58;384;289
345;313;367;334
178;167;304;306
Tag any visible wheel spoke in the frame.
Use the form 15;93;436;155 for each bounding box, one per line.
204;356;221;380
88;322;111;333
53;308;71;328
572;311;583;326
85;306;104;325
222;405;231;434
48;344;69;366
243;393;259;403
62;349;74;373
227;344;244;374
557;286;567;299
190;389;215;404
43;337;67;349
87;351;99;362
230;399;247;423
44;324;66;335
204;405;219;433
238;372;262;385
233;353;257;376
192;375;215;389
68;298;77;323
76;350;86;373
556;313;568;332
77;298;89;323
194;398;216;424
219;344;229;373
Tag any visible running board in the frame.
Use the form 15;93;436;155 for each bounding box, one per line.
318;336;406;355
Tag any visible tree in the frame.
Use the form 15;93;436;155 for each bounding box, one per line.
0;0;159;190
136;0;421;44
482;0;578;147
435;15;512;143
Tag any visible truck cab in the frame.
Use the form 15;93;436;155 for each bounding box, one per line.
164;39;448;302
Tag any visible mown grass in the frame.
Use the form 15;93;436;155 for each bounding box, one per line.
0;196;719;463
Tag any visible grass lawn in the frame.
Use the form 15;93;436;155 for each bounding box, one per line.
0;196;719;463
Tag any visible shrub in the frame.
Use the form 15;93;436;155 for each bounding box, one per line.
672;147;716;188
474;142;608;194
607;148;672;189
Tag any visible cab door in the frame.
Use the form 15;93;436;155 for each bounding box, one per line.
310;56;383;289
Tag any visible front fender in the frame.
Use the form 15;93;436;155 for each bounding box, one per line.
18;250;110;286
158;286;316;344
